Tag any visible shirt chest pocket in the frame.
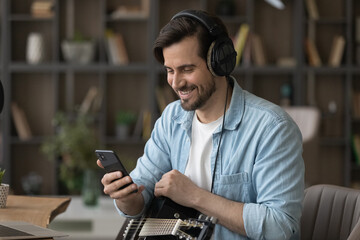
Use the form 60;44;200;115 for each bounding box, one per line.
215;172;251;202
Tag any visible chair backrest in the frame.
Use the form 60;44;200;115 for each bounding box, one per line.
301;184;360;240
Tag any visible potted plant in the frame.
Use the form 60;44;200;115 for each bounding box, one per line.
41;111;101;205
61;31;95;65
0;168;9;208
115;110;136;140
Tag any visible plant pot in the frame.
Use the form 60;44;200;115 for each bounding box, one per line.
0;184;9;208
61;40;95;64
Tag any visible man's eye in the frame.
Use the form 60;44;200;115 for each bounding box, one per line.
183;68;193;72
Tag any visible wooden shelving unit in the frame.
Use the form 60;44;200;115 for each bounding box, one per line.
0;0;359;194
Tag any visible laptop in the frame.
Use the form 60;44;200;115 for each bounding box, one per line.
0;221;68;239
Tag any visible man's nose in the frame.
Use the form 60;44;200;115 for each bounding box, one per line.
171;72;185;89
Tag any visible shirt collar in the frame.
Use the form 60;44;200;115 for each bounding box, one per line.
173;75;245;132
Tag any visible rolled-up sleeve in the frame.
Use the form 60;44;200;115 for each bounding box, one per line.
243;119;304;239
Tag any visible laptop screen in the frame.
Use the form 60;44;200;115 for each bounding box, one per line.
0;221;67;240
0;225;33;237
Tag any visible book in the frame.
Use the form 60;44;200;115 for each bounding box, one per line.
242;33;252;67
305;38;322;67
110;2;149;20
305;0;319;20
79;86;102;114
328;35;345;67
115;34;129;64
31;0;54;18
11;102;32;140
105;31;120;64
233;24;250;66
142;110;152;140
92;88;103;113
105;30;129;65
251;34;267;66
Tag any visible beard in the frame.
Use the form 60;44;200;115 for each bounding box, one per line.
179;77;216;111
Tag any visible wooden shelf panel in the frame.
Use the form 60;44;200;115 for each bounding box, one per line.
10;14;55;22
9;62;149;73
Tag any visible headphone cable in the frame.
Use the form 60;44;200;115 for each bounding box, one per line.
210;77;230;193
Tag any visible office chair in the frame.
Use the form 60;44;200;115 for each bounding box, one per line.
301;184;360;240
283;106;321;186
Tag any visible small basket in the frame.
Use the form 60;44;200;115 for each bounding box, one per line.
0;184;9;208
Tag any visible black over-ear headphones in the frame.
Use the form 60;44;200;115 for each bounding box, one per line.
171;9;237;77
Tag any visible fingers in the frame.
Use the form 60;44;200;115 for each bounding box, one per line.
154;177;168;197
97;159;104;168
107;183;137;199
101;172;138;198
107;182;143;200
101;171;123;185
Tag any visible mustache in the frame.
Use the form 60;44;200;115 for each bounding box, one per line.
176;85;195;92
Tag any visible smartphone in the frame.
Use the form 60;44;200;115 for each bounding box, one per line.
95;149;135;191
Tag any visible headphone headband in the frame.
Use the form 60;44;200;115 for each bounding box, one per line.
171;10;223;37
171;9;236;77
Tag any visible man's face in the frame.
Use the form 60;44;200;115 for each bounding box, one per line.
163;36;216;111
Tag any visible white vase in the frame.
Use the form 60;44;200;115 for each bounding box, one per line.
0;184;9;208
26;33;45;64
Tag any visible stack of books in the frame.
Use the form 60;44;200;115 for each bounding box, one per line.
105;30;129;65
31;0;54;18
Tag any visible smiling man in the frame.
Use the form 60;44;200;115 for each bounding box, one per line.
163;36;226;121
98;9;304;239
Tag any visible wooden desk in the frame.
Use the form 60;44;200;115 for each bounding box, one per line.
0;195;71;228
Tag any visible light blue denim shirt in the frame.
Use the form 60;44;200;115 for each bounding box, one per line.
117;78;304;239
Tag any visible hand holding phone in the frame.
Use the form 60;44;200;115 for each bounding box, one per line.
95;150;136;192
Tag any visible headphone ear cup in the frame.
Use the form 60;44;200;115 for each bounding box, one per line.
207;41;218;77
208;37;236;77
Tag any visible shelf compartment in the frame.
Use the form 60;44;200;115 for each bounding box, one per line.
10;144;56;195
11;73;56;138
105;73;149;138
11;21;55;63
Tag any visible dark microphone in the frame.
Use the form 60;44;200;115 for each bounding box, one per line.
0;80;3;114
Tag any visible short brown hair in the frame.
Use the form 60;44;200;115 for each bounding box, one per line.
153;10;229;64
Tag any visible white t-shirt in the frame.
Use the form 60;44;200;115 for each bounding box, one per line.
185;114;223;191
